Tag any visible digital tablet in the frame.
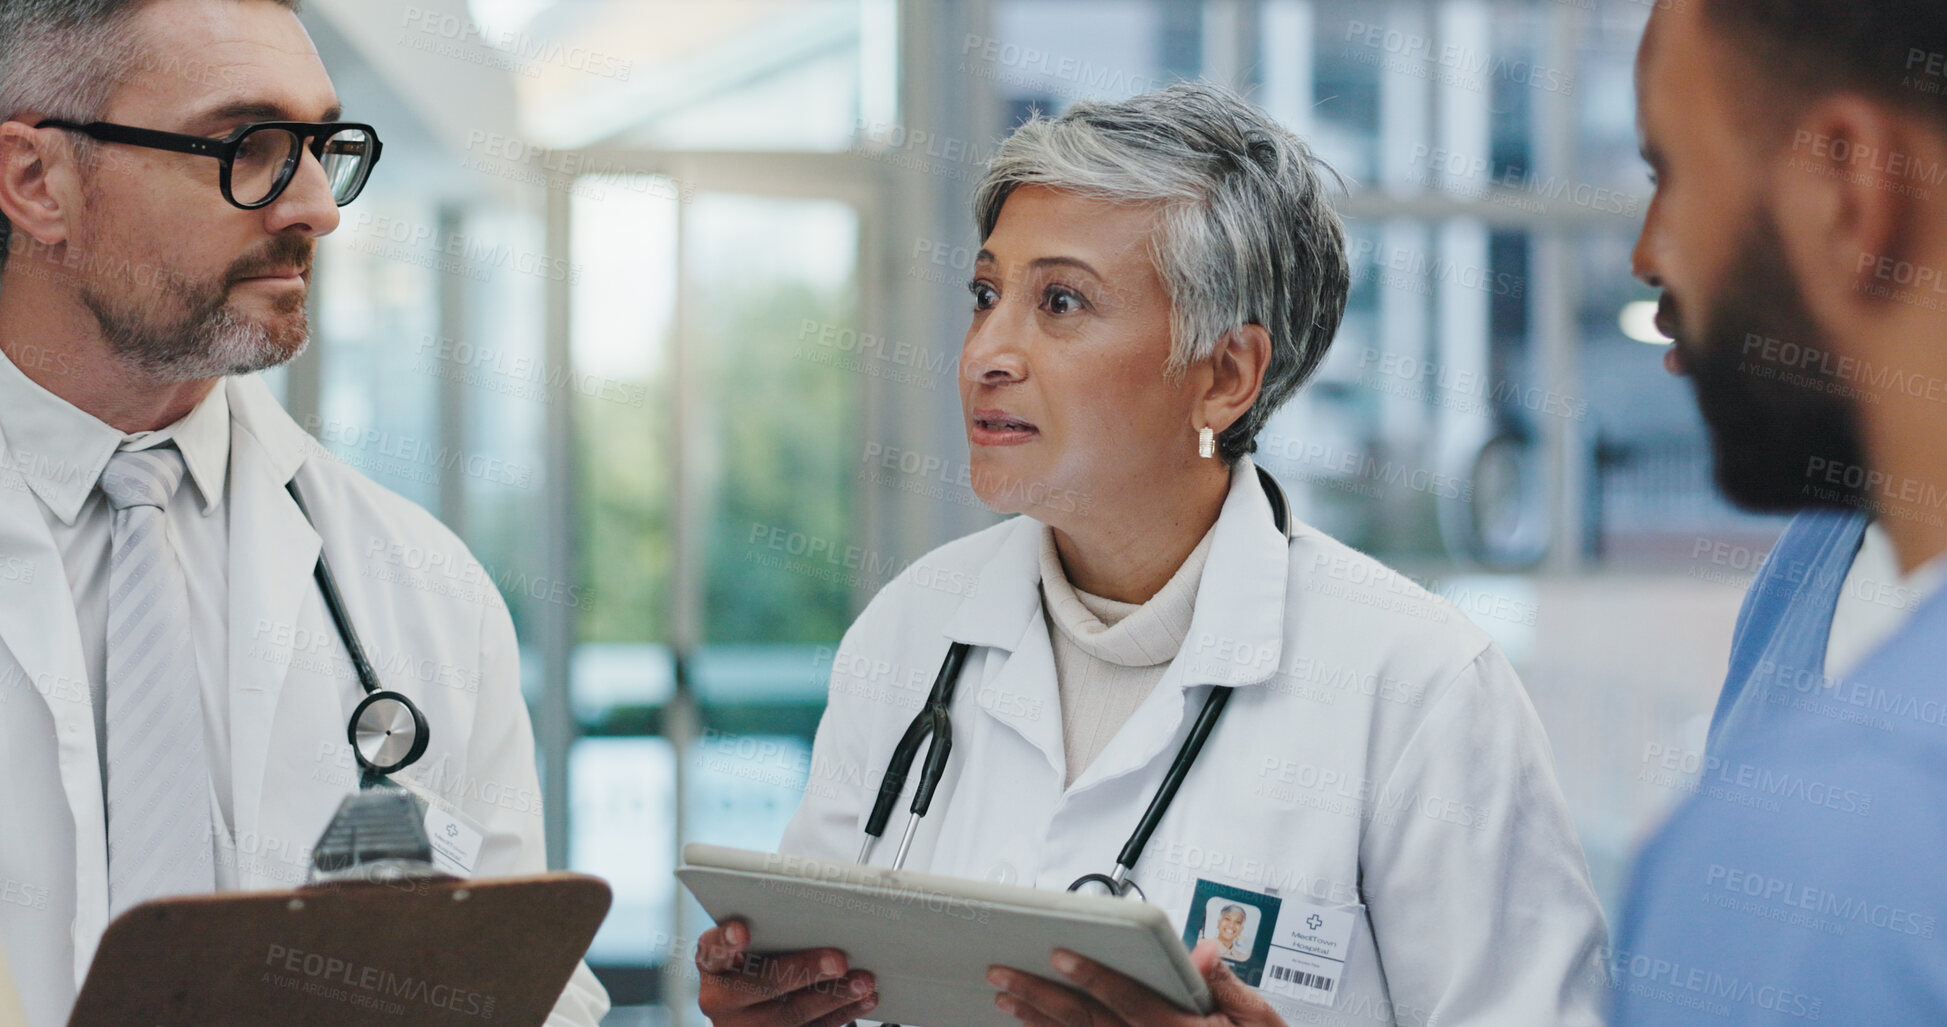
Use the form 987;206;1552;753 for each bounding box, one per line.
677;843;1211;1027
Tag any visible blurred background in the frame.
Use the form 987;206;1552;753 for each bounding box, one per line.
278;0;1787;1021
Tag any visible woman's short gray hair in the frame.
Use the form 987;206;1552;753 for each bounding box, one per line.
973;82;1350;463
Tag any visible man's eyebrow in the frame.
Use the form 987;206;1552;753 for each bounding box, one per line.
187;99;345;130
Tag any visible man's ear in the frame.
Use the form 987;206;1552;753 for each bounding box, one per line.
1772;95;1936;338
0;119;78;256
1199;323;1272;437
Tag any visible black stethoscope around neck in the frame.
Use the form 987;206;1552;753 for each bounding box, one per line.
856;467;1295;901
285;480;430;787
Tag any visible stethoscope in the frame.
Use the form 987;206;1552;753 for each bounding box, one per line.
285;480;431;787
856;467;1295;901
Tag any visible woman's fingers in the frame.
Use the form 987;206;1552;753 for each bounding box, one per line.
1046;950;1200;1026
696;920;750;975
705;949;852;1011
1190;941;1286;1027
696;921;862;1024
990;964;1115;1027
801;992;882;1027
763;971;877;1027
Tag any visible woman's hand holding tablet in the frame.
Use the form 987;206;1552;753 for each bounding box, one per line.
695;918;879;1027
990;941;1288;1027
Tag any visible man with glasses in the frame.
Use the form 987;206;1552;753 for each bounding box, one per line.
0;1;606;1022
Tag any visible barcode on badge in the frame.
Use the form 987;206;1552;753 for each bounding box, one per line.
1268;965;1334;992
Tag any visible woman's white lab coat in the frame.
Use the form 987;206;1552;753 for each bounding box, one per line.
781;458;1609;1026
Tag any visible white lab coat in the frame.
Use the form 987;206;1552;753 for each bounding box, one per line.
0;375;608;1026
782;459;1608;1026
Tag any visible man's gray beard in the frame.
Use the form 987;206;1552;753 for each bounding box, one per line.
82;280;309;384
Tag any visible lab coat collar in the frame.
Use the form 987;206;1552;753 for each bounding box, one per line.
225;373;316;488
941;457;1290;687
1176;456;1289;688
940;513;1046;652
939;459;1292;792
0;345;121;525
1063;460;1291;793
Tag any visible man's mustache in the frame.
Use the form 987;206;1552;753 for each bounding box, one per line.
226;237;315;286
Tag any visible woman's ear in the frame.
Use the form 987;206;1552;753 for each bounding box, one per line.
1199;324;1271;436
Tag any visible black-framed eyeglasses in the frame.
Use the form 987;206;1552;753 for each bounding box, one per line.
35;119;383;210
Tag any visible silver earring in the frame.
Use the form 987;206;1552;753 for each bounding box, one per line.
1197;426;1215;459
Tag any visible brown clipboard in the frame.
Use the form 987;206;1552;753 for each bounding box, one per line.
67;872;610;1027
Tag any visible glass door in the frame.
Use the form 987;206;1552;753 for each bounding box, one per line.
562;168;873;1020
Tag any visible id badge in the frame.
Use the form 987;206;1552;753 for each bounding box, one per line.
423;803;485;876
1182;877;1356;1007
394;776;487;877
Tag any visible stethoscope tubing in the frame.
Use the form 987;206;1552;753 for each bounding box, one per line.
285;481;385;698
1115;684;1233;873
285;479;431;782
858;470;1295;892
864;641;970;841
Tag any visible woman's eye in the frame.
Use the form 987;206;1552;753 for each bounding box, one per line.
1044;286;1085;315
968;281;998;310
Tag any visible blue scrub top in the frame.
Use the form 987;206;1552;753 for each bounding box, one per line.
1612;508;1947;1024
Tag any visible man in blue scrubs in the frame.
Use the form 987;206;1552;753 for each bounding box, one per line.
1616;1;1947;1022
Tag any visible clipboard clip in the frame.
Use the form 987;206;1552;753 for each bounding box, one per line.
307;782;452;886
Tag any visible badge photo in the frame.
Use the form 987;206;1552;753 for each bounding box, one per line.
1181;877;1280;988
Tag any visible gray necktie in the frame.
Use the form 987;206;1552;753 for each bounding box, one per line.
99;447;215;917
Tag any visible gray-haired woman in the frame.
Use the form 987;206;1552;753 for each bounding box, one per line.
698;82;1607;1027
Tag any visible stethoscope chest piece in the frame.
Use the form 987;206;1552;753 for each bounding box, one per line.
350;690;430;776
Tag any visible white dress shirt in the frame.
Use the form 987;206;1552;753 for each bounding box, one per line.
0;348;236;880
0;359;610;1024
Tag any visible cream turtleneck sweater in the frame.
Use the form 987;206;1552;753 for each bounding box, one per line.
1038;524;1215;788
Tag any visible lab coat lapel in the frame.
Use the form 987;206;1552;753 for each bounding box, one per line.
968;610;1066;780
0;435;105;983
933;463;1291;792
0;473;91;719
1176;457;1288;686
1068;460;1290;793
223;378;320;850
940;517;1066;777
